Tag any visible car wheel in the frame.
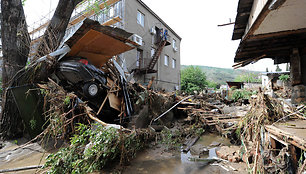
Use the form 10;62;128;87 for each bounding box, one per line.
83;82;99;98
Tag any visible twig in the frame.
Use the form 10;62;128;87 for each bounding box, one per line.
298;158;306;174
253;140;260;174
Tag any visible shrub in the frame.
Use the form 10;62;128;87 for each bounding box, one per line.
231;89;252;102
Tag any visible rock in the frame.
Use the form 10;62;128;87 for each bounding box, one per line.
216;146;241;162
190;144;209;157
131;105;150;128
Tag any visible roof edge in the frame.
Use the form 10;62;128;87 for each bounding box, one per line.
136;0;182;41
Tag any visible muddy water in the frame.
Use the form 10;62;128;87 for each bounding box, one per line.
0;141;49;174
123;133;243;174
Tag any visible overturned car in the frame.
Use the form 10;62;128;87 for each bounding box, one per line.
51;19;138;122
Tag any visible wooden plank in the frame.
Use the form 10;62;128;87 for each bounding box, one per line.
102;16;122;26
269;134;288;147
108;93;121;111
289;145;298;173
183;136;200;152
67;29;133;67
265;125;306;151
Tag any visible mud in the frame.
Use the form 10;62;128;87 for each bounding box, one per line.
0;139;49;174
123;134;247;174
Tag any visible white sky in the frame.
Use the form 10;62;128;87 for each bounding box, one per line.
23;0;287;72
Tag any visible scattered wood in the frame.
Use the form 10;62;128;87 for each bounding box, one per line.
183;136;200;152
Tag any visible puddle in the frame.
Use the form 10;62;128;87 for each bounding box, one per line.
0;141;49;174
123;133;238;174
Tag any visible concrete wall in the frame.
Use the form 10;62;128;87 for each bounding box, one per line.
245;0;306;36
122;0;181;91
245;0;268;34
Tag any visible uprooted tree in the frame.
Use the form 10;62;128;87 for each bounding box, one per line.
0;0;103;139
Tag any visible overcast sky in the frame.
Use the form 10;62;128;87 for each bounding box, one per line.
23;0;287;72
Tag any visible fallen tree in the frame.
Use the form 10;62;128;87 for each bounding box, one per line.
0;0;102;139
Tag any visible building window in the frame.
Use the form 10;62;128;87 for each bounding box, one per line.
172;58;176;69
151;48;156;58
109;6;114;17
137;11;145;27
172;39;176;48
164;55;169;66
136;49;143;67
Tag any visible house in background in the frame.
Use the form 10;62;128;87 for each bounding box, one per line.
261;71;290;91
232;0;306;103
29;0;181;92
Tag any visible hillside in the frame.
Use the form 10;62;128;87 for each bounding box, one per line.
181;65;262;85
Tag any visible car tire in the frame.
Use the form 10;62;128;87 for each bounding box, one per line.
83;82;99;98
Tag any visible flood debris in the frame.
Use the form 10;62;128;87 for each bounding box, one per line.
5;18;304;174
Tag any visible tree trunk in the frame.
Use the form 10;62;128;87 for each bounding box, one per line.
34;0;82;59
0;0;30;138
0;0;83;139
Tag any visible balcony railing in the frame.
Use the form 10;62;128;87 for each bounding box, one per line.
29;0;123;42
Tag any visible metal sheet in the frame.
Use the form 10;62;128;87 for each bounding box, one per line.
11;85;45;138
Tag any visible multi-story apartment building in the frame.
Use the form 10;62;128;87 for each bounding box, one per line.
30;0;182;91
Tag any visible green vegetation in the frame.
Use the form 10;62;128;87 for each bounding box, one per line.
44;123;149;174
181;65;261;85
279;74;290;82
231;89;253;102
160;129;182;150
234;73;261;83
181;66;207;94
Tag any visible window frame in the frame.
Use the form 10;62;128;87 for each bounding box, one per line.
137;11;145;27
172;39;176;49
151;48;156;58
172;58;176;69
136;49;143;67
164;55;169;66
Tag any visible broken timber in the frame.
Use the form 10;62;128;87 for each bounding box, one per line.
265;120;306;151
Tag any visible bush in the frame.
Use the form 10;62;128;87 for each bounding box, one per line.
231;89;252;102
279;74;290;82
44;124;149;173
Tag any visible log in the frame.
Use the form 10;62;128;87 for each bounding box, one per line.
183;136;200;152
0;165;43;173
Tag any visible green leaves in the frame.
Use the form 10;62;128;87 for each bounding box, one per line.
279;74;290;82
234;72;261;83
181;66;208;94
44;123;147;173
231;89;252;102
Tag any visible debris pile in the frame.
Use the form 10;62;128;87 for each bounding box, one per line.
235;89;306;173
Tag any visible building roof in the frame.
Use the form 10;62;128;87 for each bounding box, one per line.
261;71;290;75
136;0;182;41
232;0;254;40
232;0;306;68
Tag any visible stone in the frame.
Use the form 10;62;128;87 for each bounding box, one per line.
190;144;209;156
134;105;150;128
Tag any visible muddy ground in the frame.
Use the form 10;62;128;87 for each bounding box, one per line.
122;133;247;174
